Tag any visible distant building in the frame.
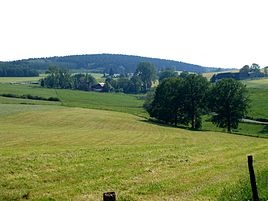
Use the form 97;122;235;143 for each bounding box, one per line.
211;71;264;82
91;82;105;92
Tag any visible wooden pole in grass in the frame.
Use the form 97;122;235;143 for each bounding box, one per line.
248;155;259;201
103;192;116;201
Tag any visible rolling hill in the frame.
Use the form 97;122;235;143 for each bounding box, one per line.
0;54;222;73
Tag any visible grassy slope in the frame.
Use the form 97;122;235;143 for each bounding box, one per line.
244;78;268;89
0;107;268;201
244;78;268;119
0;74;46;83
0;84;145;117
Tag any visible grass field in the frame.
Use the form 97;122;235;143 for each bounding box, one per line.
0;74;46;83
244;78;268;89
0;84;145;117
0;76;268;200
90;73;105;82
243;79;268;119
0;106;268;200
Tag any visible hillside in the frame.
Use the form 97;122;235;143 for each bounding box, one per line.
0;54;222;73
0;105;268;200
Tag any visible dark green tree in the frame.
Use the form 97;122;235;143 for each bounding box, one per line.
209;78;249;132
179;71;189;78
250;63;260;73
143;87;156;113
103;79;114;92
72;73;97;91
134;62;157;92
147;77;186;126
127;75;143;93
239;65;250;73
158;69;178;82
183;74;210;129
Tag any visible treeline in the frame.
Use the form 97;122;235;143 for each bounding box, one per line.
40;66;97;90
0;93;59;102
0;67;39;77
103;62;156;93
0;54;220;73
145;75;249;132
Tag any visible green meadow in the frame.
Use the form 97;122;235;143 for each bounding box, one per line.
244;78;268;89
0;74;46;83
0;78;267;200
0;106;268;200
244;78;268;119
0;84;145;117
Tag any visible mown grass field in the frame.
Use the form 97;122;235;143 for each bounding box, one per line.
0;74;46;83
0;106;268;200
244;78;268;89
243;78;268;119
0;84;145;117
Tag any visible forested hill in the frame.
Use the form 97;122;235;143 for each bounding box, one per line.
0;54;221;73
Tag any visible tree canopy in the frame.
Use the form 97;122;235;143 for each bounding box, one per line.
146;74;210;129
134;62;157;92
0;67;39;77
158;69;178;82
41;67;97;91
209;78;249;132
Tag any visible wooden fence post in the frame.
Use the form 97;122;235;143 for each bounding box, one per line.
248;155;259;201
103;192;116;201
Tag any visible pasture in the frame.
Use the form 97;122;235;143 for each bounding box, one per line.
0;76;268;200
244;78;268;89
243;79;268;119
0;74;46;83
0;106;268;200
0;84;145;117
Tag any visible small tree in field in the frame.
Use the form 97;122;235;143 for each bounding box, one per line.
134;62;157;92
209;78;249;132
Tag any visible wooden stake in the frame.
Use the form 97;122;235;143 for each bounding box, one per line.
248;155;259;201
103;192;116;201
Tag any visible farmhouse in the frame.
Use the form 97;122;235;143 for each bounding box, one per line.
91;82;105;92
211;71;264;82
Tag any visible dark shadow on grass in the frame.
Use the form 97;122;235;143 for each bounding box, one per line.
139;118;205;132
259;125;268;134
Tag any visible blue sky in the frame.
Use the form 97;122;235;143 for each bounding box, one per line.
0;0;267;68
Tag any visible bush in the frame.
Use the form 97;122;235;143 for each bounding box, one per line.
0;93;60;102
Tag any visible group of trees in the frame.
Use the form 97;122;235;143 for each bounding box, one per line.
240;63;262;74
0;67;39;77
103;62;157;93
145;75;249;132
41;66;97;90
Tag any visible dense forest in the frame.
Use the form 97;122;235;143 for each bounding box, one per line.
0;54;222;74
0;66;39;77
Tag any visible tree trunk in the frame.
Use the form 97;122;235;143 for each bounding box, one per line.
227;105;231;132
191;114;195;129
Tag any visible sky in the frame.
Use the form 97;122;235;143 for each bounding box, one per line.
0;0;267;68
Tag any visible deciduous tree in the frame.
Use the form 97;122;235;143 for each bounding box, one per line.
209;78;249;132
134;62;157;92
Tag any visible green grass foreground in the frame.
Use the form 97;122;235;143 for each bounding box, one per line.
0;106;268;200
